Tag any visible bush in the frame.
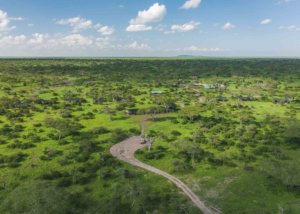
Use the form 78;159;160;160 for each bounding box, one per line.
58;139;71;145
14;125;25;132
40;170;64;180
33;123;42;127
91;126;110;135
253;146;270;155
58;158;71;166
144;150;165;160
0;139;7;145
7;141;35;149
129;128;140;135
0;182;95;214
97;167;114;180
172;159;192;172
57;177;72;187
7;162;21;168
171;130;182;137
207;157;224;166
40;148;63;160
285;120;300;145
116;168;138;179
5;152;27;163
111;129;129;143
98;154;120;168
75;153;91;162
82;112;95;119
74;172;91;185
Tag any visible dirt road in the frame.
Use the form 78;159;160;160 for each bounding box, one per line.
110;135;218;214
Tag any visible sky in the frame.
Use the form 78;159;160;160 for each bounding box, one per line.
0;0;299;57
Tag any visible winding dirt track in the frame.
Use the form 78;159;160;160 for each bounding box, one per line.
110;135;218;214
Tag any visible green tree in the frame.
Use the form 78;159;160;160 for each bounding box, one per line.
45;117;83;140
285;120;300;144
173;138;205;167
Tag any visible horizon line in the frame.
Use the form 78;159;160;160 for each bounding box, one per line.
0;56;300;59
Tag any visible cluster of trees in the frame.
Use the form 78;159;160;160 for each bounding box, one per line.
45;117;83;141
0;152;27;168
140;102;300;177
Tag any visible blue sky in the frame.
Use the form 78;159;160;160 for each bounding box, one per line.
0;0;299;57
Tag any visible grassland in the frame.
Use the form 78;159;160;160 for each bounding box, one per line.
0;58;299;213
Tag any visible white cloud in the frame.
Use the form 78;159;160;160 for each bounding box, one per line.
95;37;113;49
181;0;202;9
61;34;93;47
155;24;167;32
170;21;200;33
277;0;295;4
0;35;26;47
222;22;236;30
29;33;48;44
128;41;151;50
10;17;23;21
97;26;115;35
0;9;16;31
181;46;222;52
0;10;9;30
0;32;113;52
126;24;152;32
28;23;34;27
126;3;166;32
279;25;300;31
261;18;272;25
130;3;167;25
0;33;119;55
57;17;93;32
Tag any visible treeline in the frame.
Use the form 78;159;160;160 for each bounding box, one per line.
1;58;300;81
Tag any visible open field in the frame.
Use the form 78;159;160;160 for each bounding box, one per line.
0;58;299;214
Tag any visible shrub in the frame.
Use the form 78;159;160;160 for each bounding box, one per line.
40;148;63;160
91;126;110;135
172;159;192;172
144;151;165;160
171;130;181;136
116;168;138;179
7;141;35;149
40;170;64;180
0;139;7;145
58;139;71;145
7;162;20;168
207;157;224;166
129;128;140;135
5;152;27;163
33;123;42;127
111;129;129;143
57;177;72;187
97;167;114;180
58;158;71;166
0;181;94;214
